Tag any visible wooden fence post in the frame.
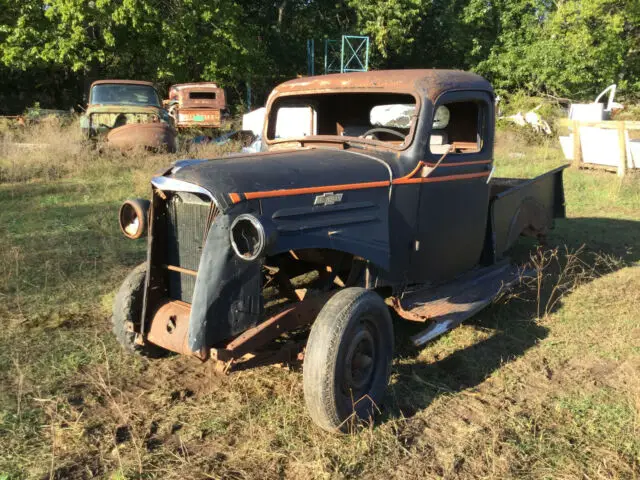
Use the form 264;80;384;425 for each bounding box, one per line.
572;120;582;168
617;121;627;178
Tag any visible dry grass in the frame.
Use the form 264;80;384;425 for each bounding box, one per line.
0;119;88;183
0;123;639;479
0;120;241;186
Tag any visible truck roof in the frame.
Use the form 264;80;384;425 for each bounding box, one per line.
272;69;493;101
169;82;220;90
90;79;155;87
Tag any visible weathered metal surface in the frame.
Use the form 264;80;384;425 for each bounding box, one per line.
489;166;567;259
118;198;150;239
145;293;331;368
118;69;568;365
393;260;509;321
166;83;226;129
269;69;492;103
222;293;333;358
168;83;226;110
81;79;174;150
91;79;155;87
146;300;208;360
401;262;532;346
88;109;159;129
174;109;221;128
107;122;177;153
210;292;335;372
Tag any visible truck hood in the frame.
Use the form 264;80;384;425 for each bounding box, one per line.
167;148;392;209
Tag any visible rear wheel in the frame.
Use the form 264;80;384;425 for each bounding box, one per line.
112;263;165;357
303;288;394;432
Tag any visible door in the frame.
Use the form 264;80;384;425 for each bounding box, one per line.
409;91;494;283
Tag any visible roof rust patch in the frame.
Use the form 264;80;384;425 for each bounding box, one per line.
170;82;220;89
91;79;155;87
271;69;493;101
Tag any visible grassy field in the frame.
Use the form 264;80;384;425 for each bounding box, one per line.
0;122;639;479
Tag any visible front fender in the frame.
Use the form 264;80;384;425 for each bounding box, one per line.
188;214;262;352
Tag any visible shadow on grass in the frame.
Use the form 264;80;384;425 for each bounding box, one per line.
385;216;640;420
389;304;548;419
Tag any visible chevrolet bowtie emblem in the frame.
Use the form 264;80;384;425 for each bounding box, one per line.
314;192;343;206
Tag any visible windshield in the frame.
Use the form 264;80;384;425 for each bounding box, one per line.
266;92;417;148
90;84;161;107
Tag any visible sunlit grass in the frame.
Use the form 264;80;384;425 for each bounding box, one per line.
0;124;639;478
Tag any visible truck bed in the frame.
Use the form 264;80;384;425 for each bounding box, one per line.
489;165;568;259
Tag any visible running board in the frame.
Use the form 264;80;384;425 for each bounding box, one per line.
394;261;531;347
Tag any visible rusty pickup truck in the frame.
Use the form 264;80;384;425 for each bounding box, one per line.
113;70;567;432
165;82;226;129
80;80;177;152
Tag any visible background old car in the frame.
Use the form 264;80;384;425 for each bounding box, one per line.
80;80;177;152
165;82;226;129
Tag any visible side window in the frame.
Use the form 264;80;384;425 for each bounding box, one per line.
429;100;485;155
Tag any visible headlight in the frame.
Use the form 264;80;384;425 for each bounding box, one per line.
119;199;150;239
230;214;266;261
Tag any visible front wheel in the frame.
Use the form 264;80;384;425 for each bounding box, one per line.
111;263;165;357
303;288;394;432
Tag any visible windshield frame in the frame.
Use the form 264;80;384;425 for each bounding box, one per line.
264;88;422;152
89;83;161;108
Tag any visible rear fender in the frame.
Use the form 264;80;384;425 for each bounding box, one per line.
488;166;567;260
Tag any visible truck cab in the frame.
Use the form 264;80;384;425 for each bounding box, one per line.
262;70;496;284
113;70;566;432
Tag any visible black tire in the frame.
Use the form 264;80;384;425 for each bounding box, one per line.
303;288;394;432
112;263;165;357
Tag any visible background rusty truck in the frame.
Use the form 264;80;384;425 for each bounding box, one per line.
165;83;226;129
112;69;568;433
80;80;177;152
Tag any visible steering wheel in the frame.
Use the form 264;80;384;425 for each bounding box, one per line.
360;127;406;140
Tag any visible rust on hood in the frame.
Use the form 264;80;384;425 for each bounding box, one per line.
107;122;177;153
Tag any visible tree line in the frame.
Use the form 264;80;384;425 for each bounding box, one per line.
0;0;638;114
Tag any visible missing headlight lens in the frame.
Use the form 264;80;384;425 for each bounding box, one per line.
230;214;265;261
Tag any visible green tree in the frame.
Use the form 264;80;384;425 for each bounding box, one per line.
0;0;263;86
347;0;423;58
469;0;640;98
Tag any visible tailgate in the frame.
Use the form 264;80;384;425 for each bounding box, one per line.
176;108;221;127
489;165;568;258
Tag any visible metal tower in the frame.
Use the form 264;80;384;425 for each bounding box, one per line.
307;35;370;76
